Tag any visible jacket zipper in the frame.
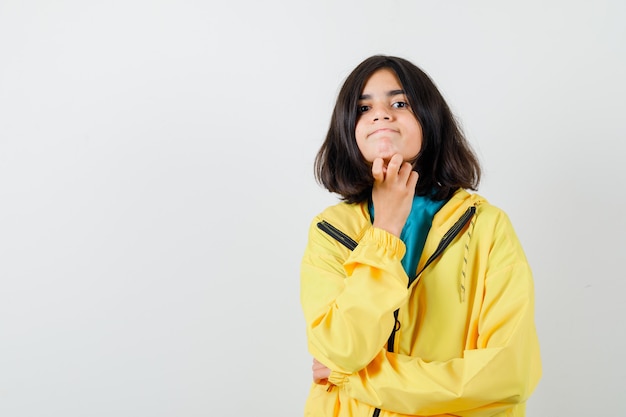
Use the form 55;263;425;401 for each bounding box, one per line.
317;220;358;250
415;205;476;278
317;205;476;417
386;205;475;352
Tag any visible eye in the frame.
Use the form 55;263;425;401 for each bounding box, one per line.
358;105;370;113
392;101;409;109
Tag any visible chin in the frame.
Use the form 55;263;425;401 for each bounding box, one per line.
377;153;395;161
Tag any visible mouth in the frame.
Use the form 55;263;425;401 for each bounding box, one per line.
369;128;397;137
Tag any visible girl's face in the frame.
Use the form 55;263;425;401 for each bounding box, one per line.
355;68;423;165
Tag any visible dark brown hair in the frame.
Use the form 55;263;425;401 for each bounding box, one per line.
314;55;481;203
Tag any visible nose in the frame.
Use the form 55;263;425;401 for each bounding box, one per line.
372;105;391;121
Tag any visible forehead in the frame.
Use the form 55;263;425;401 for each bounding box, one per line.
361;68;403;92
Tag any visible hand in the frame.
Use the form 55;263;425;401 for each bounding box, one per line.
312;358;331;384
371;154;419;237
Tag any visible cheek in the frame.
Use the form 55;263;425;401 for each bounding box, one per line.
407;124;423;157
411;122;423;146
354;131;370;159
354;121;365;139
354;125;366;147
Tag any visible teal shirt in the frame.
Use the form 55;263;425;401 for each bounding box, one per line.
369;194;446;285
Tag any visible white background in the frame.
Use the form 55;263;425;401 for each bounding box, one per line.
1;0;624;415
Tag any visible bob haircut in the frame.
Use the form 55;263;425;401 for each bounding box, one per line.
315;55;481;204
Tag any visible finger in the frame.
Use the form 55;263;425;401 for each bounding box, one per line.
386;154;404;179
312;358;327;371
313;366;331;382
408;170;419;188
398;162;415;182
397;161;411;176
371;158;385;182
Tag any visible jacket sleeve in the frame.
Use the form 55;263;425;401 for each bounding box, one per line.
300;217;411;373
327;216;542;416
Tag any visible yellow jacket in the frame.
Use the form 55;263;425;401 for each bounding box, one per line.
300;189;541;417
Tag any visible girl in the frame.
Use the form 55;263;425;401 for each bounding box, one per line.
300;55;541;417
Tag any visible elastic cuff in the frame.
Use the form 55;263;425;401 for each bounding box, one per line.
361;226;406;260
328;370;349;386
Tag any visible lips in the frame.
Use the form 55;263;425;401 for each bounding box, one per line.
369;127;397;137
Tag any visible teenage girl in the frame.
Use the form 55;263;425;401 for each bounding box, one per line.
300;55;541;417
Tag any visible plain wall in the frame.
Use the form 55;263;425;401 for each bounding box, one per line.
1;0;625;415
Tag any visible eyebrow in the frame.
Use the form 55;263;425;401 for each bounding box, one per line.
359;89;405;100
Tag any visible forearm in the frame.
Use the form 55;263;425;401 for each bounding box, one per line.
302;225;410;373
330;341;540;416
327;288;541;416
